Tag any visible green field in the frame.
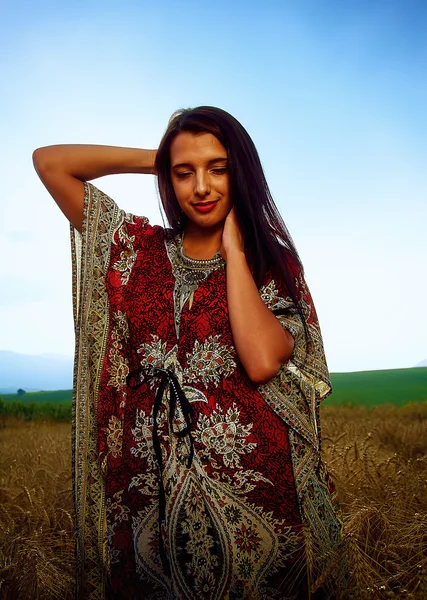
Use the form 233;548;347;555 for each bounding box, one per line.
1;389;72;403
328;367;427;407
0;390;73;421
1;368;426;419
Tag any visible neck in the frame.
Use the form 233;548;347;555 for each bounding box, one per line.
182;224;223;260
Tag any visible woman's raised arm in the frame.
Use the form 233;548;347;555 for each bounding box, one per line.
32;145;157;232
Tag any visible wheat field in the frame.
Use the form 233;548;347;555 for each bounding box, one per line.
0;404;426;599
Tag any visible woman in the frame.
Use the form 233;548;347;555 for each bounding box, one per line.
33;107;346;599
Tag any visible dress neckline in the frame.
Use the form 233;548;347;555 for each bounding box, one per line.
178;234;223;270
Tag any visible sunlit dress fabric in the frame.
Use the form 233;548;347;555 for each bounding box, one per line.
70;183;346;600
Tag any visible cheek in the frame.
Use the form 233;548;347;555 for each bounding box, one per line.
171;178;179;196
174;175;193;191
224;182;232;205
223;177;231;198
171;181;186;204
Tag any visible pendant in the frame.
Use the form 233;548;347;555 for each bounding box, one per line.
188;290;195;310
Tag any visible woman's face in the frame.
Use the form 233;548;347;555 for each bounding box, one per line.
169;131;232;232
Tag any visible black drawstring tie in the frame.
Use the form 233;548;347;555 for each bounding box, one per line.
126;365;194;575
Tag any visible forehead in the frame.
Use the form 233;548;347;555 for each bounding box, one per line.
170;131;227;165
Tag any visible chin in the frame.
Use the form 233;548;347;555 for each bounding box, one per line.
195;218;226;230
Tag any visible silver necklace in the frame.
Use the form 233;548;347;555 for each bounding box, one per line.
169;235;225;337
178;242;223;284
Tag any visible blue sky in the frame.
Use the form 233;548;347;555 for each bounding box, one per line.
1;0;426;372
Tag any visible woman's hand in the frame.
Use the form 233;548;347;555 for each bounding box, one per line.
220;208;244;261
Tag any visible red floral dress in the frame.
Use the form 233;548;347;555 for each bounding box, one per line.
71;184;346;600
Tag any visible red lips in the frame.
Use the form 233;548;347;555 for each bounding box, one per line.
193;201;219;213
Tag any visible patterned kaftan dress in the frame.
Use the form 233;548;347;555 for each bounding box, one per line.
70;184;346;600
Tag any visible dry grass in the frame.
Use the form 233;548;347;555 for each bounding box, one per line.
322;403;427;599
0;421;75;599
0;404;426;599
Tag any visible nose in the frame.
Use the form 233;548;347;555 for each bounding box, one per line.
194;170;210;197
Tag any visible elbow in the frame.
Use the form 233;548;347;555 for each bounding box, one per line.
32;147;49;174
246;360;283;385
241;330;295;385
245;343;294;385
32;146;58;175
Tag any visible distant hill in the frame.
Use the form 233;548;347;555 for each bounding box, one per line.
327;367;427;407
0;351;73;394
415;359;427;367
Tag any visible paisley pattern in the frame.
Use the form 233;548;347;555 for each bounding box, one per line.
71;183;347;600
112;213;144;285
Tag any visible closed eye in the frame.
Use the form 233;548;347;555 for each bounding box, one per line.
175;172;192;179
211;167;227;175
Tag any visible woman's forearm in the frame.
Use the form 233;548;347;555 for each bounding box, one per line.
33;144;157;232
226;250;294;384
33;144;157;181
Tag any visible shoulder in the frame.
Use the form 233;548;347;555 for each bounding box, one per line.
114;211;164;241
83;182;165;244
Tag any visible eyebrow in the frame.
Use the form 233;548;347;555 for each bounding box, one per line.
171;157;228;169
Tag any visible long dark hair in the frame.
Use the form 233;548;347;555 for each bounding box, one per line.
155;106;309;338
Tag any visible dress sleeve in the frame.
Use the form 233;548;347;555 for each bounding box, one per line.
70;182;151;326
259;264;332;401
257;260;332;450
70;182;155;580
